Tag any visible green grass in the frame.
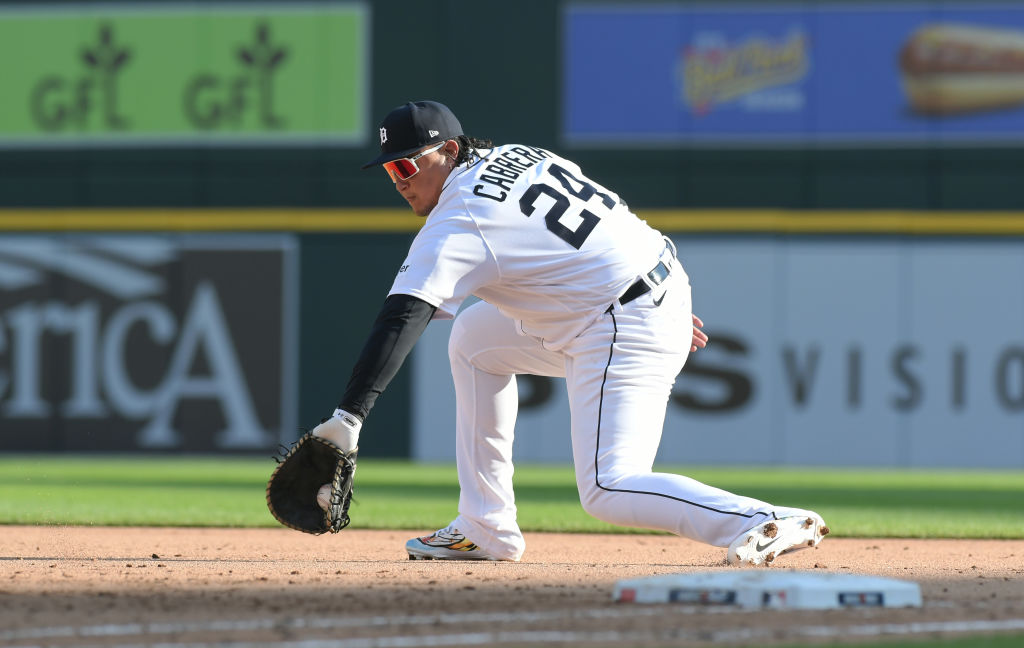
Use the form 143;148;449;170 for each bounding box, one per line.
1;455;1023;538
782;635;1024;648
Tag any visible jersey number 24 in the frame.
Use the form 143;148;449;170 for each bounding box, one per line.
518;164;615;250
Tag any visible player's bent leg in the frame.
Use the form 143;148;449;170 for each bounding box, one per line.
574;466;829;565
446;301;565;561
564;292;800;552
575;467;778;547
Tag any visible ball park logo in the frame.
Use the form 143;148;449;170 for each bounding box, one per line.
678;29;809;115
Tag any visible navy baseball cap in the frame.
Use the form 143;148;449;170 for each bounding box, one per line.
361;101;464;169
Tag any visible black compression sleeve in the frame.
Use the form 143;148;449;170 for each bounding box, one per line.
338;294;437;421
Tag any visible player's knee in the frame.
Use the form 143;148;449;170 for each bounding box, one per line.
582;494;632;527
579;492;604;520
578;483;618;523
578;470;644;525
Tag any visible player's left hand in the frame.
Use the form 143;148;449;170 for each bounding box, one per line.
690;314;708;352
266;433;357;534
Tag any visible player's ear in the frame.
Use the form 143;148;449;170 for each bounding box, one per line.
443;139;459;161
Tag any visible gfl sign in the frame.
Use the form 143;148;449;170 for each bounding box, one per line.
0;235;297;452
30;23;131;131
184;21;288;129
29;21;289;132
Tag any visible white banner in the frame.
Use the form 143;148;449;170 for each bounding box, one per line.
413;237;1024;467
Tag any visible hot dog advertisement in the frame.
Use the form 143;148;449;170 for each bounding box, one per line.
900;23;1024;115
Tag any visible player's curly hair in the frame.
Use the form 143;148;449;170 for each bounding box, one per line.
453;135;493;166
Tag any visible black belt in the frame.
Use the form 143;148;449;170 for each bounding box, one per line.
610;250;674;310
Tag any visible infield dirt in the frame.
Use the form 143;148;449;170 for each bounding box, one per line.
1;526;1022;647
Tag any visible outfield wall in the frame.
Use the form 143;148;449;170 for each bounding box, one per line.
2;214;1024;467
3;1;1024;213
3;0;1024;465
413;232;1024;468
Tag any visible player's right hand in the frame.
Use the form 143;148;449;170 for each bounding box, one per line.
690;314;708;352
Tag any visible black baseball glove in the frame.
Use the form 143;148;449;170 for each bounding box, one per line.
266;433;357;534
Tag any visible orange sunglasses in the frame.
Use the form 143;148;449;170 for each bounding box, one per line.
383;142;446;183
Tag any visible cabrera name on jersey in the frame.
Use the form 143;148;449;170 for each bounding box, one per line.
389;144;671;350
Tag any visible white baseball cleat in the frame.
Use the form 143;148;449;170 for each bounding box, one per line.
406;525;505;561
727;514;830;567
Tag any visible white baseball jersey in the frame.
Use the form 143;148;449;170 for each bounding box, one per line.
388;144;667;350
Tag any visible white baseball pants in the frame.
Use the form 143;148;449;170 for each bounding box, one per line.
449;265;802;561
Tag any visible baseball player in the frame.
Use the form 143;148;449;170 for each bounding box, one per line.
312;100;829;566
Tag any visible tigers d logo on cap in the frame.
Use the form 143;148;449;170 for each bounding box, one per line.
362;100;464;169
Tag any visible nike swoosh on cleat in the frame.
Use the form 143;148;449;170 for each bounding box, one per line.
754;537;780;553
653;293;665;306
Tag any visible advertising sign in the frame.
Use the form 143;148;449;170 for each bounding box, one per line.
412;236;1024;468
565;3;1024;146
0;234;298;452
0;4;368;147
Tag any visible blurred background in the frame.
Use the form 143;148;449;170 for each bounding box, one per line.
2;0;1023;468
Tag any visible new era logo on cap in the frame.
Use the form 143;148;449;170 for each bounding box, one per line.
362;101;464;170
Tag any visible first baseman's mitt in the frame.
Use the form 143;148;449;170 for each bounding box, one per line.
266;433;357;534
